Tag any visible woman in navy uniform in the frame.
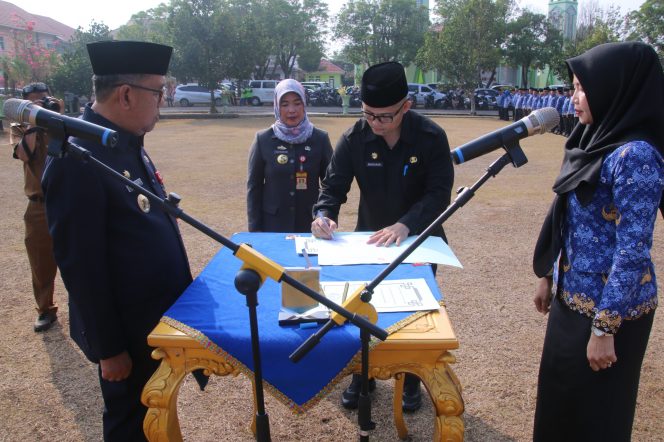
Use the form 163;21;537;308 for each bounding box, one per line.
43;41;192;441
247;79;333;232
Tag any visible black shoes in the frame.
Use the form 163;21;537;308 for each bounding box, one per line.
34;310;57;332
402;374;422;412
341;373;423;412
341;374;376;409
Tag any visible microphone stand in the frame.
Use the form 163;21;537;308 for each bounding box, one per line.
44;130;388;442
290;134;528;441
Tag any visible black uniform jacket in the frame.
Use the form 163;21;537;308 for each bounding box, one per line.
247;127;333;232
313;111;454;238
42;105;192;363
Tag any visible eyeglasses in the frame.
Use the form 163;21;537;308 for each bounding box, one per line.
22;83;49;95
113;83;165;101
362;100;407;124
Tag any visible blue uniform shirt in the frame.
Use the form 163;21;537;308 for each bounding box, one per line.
553;141;663;333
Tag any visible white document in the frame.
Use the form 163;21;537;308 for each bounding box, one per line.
319;279;440;313
294;236;322;255
316;232;462;267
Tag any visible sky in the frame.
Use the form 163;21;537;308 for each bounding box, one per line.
15;0;646;32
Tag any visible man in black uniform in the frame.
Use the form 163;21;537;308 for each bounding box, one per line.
42;41;192;441
311;61;454;411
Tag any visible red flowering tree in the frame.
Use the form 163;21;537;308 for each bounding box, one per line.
2;13;61;90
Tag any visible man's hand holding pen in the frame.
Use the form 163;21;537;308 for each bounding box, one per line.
311;211;337;240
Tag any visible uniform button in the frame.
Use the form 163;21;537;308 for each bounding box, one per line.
290;191;295;196
290;175;294;179
290;207;295;211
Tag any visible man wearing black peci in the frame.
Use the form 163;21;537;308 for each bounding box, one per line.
311;61;454;412
42;41;192;441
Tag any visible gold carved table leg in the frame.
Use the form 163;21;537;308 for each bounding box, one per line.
370;350;464;442
142;347;241;441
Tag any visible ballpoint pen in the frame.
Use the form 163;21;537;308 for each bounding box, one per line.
317;211;334;239
302;248;311;269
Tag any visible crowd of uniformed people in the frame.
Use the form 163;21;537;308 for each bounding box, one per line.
498;86;578;136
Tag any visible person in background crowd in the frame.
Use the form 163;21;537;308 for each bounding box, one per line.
43;41;192;441
241;85;253;105
513;88;524;121
247;79;333;232
10;82;63;332
532;41;664;442
166;82;174;107
498;88;512;120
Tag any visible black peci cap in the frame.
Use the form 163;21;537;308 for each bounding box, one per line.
87;41;173;76
361;61;408;108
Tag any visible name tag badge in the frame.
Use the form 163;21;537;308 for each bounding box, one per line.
295;171;308;190
366;162;383;168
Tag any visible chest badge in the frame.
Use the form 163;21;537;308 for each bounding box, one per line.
137;194;150;213
304;145;311;151
277;154;289;165
123;170;131;179
409;156;418;164
277;145;287;150
371;152;378;160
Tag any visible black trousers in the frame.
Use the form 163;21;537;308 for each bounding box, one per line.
99;337;159;441
533;296;654;442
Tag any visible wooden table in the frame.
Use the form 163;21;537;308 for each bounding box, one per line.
141;306;464;441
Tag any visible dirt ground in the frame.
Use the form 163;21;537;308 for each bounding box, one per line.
0;114;662;442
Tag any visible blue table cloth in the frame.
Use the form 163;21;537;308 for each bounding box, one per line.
163;232;443;412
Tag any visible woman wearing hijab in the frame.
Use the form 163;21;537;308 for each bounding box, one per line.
532;42;664;441
247;79;333;232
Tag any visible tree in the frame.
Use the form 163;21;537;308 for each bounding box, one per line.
416;0;508;114
169;0;232;113
115;3;172;45
297;41;325;72
335;0;429;66
2;13;60;91
549;4;623;80
222;0;273;81
267;0;328;78
625;0;664;63
504;11;563;86
49;21;111;97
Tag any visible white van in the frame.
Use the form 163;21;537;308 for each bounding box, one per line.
247;80;277;106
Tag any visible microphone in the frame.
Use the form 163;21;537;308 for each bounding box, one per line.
3;98;118;148
451;107;559;164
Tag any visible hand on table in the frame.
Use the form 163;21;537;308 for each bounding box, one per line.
366;222;410;247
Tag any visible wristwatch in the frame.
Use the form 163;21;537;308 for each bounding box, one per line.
592;326;607;337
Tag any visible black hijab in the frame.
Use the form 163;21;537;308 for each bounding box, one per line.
533;42;664;277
